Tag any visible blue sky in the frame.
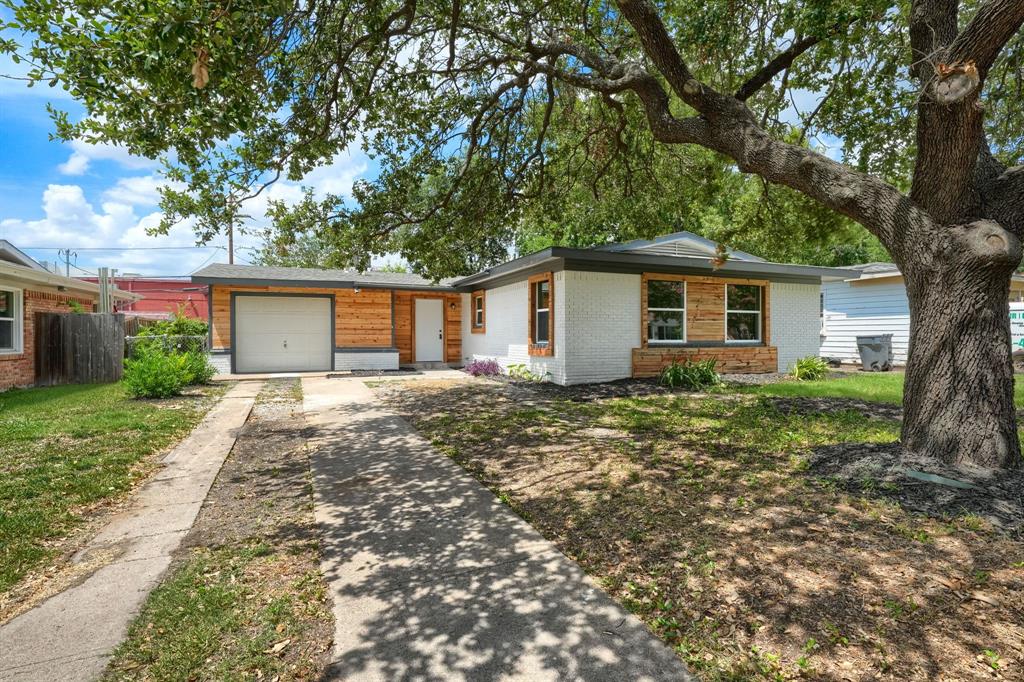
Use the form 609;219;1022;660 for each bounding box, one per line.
0;15;374;276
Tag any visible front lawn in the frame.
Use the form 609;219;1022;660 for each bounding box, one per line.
740;370;1024;407
375;379;1024;681
0;383;223;596
105;379;333;681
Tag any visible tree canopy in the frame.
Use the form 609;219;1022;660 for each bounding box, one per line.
4;0;1018;276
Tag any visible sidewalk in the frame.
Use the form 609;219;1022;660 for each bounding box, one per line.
0;381;261;682
303;376;694;681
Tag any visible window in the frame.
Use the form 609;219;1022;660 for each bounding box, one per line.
471;290;485;333
647;280;686;343
726;284;762;342
528;273;553;356
0;287;22;354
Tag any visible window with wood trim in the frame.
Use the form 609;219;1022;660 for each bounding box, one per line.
647;279;686;343
725;284;763;342
0;286;23;354
471;290;486;333
528;273;553;356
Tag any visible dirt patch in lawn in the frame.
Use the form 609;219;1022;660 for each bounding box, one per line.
769;396;905;421
105;379;333;681
374;379;1024;682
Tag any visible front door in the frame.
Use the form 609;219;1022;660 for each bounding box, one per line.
414;298;444;362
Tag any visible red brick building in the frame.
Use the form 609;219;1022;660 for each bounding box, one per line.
0;241;138;390
80;276;209;320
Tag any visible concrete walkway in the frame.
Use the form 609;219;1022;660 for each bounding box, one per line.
303;376;694;681
0;381;261;682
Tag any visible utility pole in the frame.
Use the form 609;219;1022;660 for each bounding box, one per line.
228;222;234;264
58;248;77;276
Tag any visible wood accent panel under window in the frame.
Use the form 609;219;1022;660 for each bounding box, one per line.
471;290;486;334
528;272;554;356
632;346;777;377
640;273;770;348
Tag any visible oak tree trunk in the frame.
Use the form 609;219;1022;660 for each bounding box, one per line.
901;222;1023;469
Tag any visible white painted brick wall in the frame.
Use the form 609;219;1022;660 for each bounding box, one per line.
208;352;231;374
770;281;823;372
461;274;566;383
561;271;641;384
334;351;399;371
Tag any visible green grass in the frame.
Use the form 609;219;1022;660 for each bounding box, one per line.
735;372;1024;407
0;383;218;592
106;544;327;681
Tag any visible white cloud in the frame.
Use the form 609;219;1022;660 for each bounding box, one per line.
102;174;182;207
58;139;157;176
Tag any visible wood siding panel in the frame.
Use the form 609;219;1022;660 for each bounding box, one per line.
211;285;462;363
686;281;726;341
393;290;462;363
632;346;777;377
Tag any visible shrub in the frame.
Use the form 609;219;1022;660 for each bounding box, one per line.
181;350;216;385
123;349;187;398
507;363;547;382
138;307;209;338
659;358;721;390
792;355;830;381
464;358;502;377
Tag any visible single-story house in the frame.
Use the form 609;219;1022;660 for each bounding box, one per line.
0;240;139;390
821;262;1024;365
193;231;854;384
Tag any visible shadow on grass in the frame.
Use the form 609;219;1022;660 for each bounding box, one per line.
376;381;1023;681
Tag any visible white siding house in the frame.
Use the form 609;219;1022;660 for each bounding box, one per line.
821;262;1024;365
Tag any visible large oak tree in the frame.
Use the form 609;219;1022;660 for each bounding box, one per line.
4;0;1023;468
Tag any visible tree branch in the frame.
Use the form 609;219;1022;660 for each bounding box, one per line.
734;34;822;101
947;0;1024;78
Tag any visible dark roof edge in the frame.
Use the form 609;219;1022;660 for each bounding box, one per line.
454;247;857;287
191;275;459;292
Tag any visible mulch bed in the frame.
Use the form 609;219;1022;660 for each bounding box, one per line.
807;442;1024;539
770;396;905;421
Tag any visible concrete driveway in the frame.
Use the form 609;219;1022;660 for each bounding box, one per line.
303;375;695;681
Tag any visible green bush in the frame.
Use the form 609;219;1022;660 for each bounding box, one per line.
659;358;721;390
792;356;830;381
181;350;216;385
137;307;209;338
123;350;187;399
507;363;548;382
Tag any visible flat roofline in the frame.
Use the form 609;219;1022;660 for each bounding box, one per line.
191;275;459;292
453;248;857;287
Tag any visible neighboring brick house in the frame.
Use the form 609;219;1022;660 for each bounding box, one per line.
79;276;209;320
193;231;857;383
0;241;138;391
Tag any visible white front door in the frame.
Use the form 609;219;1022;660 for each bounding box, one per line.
414;298;444;362
234;295;333;373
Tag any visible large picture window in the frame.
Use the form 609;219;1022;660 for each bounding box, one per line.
726;284;762;342
528;273;554;355
647;280;686;343
0;287;23;354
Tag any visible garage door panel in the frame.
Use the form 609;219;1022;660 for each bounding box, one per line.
234;296;333;373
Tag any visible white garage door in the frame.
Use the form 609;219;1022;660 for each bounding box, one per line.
234;296;333;373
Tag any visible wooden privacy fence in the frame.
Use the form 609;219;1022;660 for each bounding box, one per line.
35;312;126;386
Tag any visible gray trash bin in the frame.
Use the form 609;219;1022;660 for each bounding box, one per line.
856;334;893;371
